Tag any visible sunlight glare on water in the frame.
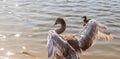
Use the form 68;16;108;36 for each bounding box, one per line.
6;51;14;56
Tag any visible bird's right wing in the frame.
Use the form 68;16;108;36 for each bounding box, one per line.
74;19;98;51
97;22;113;40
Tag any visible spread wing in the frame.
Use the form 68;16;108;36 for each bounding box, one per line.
74;19;113;51
97;22;113;40
47;30;68;59
74;19;98;51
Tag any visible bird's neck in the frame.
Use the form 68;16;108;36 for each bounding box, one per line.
55;22;66;34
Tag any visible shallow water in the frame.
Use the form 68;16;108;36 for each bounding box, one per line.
0;0;119;59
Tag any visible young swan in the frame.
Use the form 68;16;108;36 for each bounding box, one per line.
48;17;113;59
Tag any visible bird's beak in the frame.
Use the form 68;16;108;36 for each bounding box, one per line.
54;22;57;26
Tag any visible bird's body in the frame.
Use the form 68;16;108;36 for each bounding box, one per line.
47;17;113;59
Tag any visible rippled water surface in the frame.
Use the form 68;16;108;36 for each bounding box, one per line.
0;0;120;59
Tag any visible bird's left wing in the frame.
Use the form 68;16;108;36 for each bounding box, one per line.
47;30;68;59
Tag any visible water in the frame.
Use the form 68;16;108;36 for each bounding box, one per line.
0;0;119;59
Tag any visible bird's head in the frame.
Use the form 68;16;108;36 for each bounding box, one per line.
54;17;65;26
82;16;91;26
54;17;66;34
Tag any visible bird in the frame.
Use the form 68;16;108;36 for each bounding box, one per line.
47;17;113;59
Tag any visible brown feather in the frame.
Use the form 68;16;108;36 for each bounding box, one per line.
61;34;81;52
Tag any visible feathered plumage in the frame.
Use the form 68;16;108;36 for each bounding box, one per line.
47;18;113;59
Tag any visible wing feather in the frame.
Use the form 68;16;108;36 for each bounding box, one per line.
47;30;68;59
97;23;113;40
74;19;98;51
